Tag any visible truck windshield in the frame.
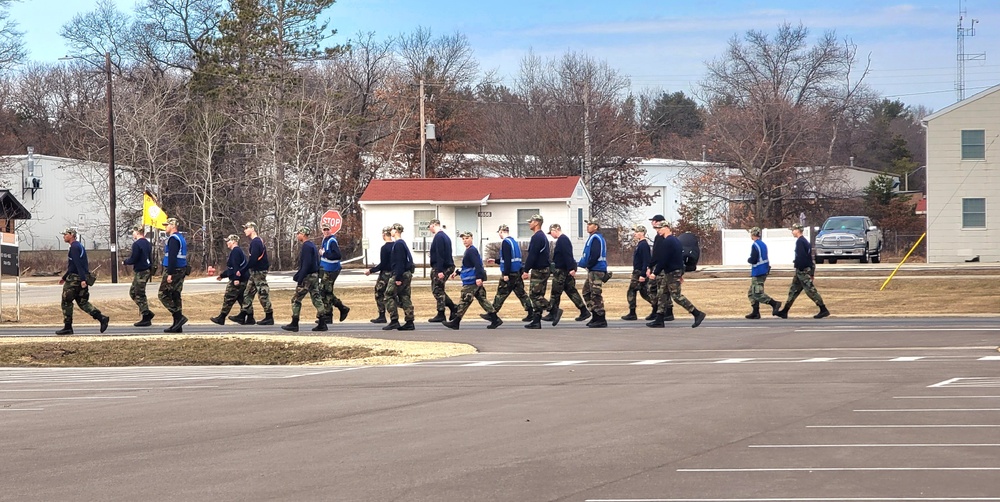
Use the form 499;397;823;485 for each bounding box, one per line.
822;218;863;231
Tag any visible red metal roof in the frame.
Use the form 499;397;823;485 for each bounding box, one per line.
359;176;582;202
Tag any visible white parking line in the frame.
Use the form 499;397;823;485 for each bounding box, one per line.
808;424;1000;428
546;361;588;366
856;408;1000;412
0;408;43;412
677;467;1000;472
979;356;1000;361
632;360;671;365
716;358;753;364
749;443;1000;448
589;498;1000;502
801;357;837;362
462;361;504;367
0;396;137;402
891;356;925;361
894;395;1000;399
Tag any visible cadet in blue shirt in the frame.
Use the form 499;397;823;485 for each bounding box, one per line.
158;217;189;333
621;225;653;321
521;214;561;329
282;227;330;332
544;223;587;324
443;231;502;330
745;227;782;319
320;223;350;323
211;234;250;325
123;224;154;327
647;220;706;328
382;223;416;331
56;228;109;335
427;219;458;323
488;224;532;322
365;226;394;323
578;219;609;328
777;224;829;319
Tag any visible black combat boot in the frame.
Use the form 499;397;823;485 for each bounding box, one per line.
814;304;830;319
692;309;707;328
588;313;608;328
247;312;263;325
446;299;458;321
92;311;110;333
55;322;73;335
645;306;657;321
370;312;387;323
524;312;542;329
398;320;415;331
164;312;186;333
312;317;328;332
210;314;226;325
645;313;665;328
575;307;591;322
134;311;154;327
338;306;350;322
621;308;637;321
745;302;760;319
428;310;447;323
382;319;401;330
776;299;793;319
228;311;246;324
663;307;675;322
551;307;563;326
442;318;461;330
281;316;300;332
541;309;555;322
521;311;533;322
768;300;782;317
487;312;503;330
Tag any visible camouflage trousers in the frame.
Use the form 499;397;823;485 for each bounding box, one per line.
492;272;531;314
320;270;347;314
787;267;824;306
647;272;660;312
747;275;774;305
61;273;100;324
242;270;273;316
291;273;327;318
373;271;391;314
526;268;552;314
656;270;696;315
384;271;414;322
431;267;456;311
582;270;609;315
626;270;653;310
130;269;153;314
158;268;188;314
220;280;247;316
455;284;495;320
549;269;586;311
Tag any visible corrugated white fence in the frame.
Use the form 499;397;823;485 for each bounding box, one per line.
721;227;812;267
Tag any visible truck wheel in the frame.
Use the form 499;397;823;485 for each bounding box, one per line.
816;257;825;264
871;251;881;264
859;251;869;264
828;258;837;264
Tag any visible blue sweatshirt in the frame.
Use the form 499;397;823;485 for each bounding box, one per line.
429;231;455;270
552;234;576;271
579;232;608;272
652;234;684;275
248;236;269;271
124;238;152;272
793;236;814;270
221;246;250;282
64;240;89;280
321;235;343;272
632;239;651;273
523;230;550;272
458;245;487;285
293;240;319;284
370;241;393;274
390;239;415;281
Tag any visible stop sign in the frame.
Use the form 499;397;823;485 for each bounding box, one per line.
321;209;343;235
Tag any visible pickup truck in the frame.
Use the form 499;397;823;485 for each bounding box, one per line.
814;216;883;264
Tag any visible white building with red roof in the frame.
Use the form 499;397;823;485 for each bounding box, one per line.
359;176;591;264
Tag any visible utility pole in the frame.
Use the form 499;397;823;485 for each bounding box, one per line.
105;51;118;284
956;2;985;101
419;79;426;178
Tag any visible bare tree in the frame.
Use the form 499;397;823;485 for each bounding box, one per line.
0;0;25;74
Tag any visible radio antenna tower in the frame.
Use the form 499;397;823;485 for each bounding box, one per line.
957;1;986;101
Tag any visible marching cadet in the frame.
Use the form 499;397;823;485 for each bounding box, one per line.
777;224;830;319
578;219;609;328
56;228;110;335
427;219;457;323
544;223;588;324
521;214;560;329
230;222;273;326
211;234;250;325
646;214;669;321
159;217;189;333
382;223;416;331
123;224;154;327
320;223;350;323
282;227;329;332
622;224;653;321
489;224;532;321
745;227;782;319
647;220;707;328
442;231;503;330
365;226;393;323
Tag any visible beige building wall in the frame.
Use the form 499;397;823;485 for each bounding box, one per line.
924;86;1000;263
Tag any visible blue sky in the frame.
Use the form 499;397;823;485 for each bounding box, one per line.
9;0;1000;112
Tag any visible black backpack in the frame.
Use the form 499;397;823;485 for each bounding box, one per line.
677;232;700;272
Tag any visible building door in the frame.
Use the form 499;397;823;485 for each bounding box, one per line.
454;207;479;257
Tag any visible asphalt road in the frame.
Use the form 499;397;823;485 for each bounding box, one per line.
2;317;1000;501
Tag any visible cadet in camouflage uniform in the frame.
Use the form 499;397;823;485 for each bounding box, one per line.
777;224;830;319
211;234;250;325
365;226;393;323
427;219;457;322
282;227;329;332
56;228;110;335
382;223;416;331
159;217;189;333
647;220;706;328
544;223;587;323
123;224;154;327
442;231;503;330
231;222;273;325
319;223;350;323
578;219;609;328
745;227;782;319
621;225;652;321
521;214;559;329
489;224;532;322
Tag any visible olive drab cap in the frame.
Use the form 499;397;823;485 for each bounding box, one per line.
459;231;473;238
497;224;509;233
585;219;600;228
428;219;441;226
225;234;240;242
526;214;543;223
391;223;404;233
297;226;311;236
382;225;392;235
749;226;762;237
548;223;561;232
165;218;179;227
321;223;331;231
791;223;805;231
131;224;144;233
62;227;77;236
243;222;257;230
632;224;646;233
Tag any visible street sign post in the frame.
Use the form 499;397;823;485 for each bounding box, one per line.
0;232;20;322
320;210;343;235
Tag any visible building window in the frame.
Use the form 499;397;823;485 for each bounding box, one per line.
576;186;583;199
412;209;437;250
962;198;986;228
577;208;584;237
961;130;985;160
517;208;539;238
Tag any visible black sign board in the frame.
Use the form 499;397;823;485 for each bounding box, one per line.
1;243;18;276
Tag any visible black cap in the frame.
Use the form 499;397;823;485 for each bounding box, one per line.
649;214;666;222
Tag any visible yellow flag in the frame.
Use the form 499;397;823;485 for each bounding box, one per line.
143;191;168;230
